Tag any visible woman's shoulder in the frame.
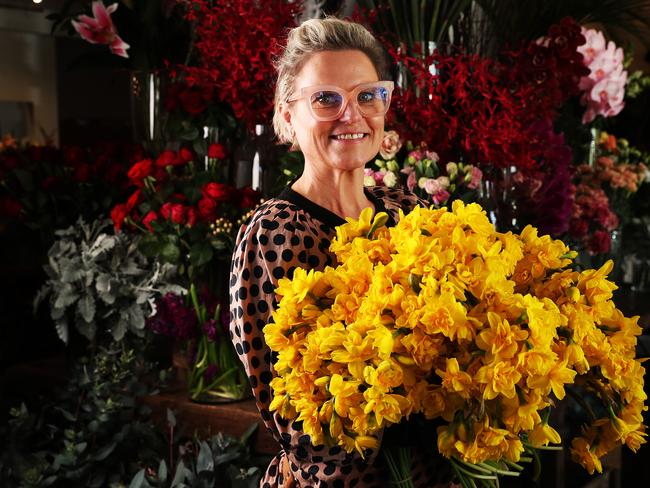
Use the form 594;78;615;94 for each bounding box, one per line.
366;184;428;212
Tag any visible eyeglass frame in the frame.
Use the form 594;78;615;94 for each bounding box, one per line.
286;81;395;121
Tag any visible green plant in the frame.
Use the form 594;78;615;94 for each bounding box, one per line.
0;346;166;487
35;218;182;345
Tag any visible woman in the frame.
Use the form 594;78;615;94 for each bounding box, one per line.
229;17;438;488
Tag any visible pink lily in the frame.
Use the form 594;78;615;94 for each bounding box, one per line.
71;1;130;58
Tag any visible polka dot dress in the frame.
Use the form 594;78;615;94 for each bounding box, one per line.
229;185;441;488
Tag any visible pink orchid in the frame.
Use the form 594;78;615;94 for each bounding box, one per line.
71;1;130;58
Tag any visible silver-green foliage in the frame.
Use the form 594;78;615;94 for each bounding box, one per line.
35;218;184;344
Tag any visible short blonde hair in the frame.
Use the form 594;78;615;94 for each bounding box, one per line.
273;17;389;145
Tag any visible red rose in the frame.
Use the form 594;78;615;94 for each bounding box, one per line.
63;146;85;167
142;210;158;232
178;147;194;163
202;182;231;202
73;164;90;182
179;87;210;115
111;204;129;232
161;202;186;224
126;189;142;211
156;150;183;167
238;187;261;209
0;195;22;218
127;159;153;183
197;197;217;221
207;143;226;159
589;230;611;255
187;207;197;227
163;83;183;112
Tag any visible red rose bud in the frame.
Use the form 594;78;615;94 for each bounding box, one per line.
187;207;198;227
202;182;231;202
208;143;226;159
126;189;142;211
178;147;194;163
156;150;182;167
127;159;153;183
170;204;186;224
0;195;22;218
160;202;173;220
179;88;208;115
73;164;90;182
197;197;217;221
142;210;158;232
63;146;85;166
238;187;261;209
111;204;128;232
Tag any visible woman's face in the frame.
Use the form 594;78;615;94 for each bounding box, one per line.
283;50;386;173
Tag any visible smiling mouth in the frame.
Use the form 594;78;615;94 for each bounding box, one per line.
330;133;368;141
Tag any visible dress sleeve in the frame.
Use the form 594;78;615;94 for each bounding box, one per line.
229;202;381;486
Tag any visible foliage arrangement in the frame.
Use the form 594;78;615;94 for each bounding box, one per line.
264;202;646;487
0;347;164;487
34;218;181;345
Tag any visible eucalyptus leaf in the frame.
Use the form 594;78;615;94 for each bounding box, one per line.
129;468;146;488
77;294;96;323
196;441;214;473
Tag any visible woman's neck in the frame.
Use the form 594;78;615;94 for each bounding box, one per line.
291;166;374;220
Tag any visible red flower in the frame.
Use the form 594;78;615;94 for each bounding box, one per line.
41;176;60;191
142;210;158;231
197;197;217;221
589;230;612;255
127;159;153;184
187;207;198;227
208;143;226;159
73;163;91;182
0;195;22;218
63;146;85;167
178;85;212;115
161;202;186;224
202;182;231;202
238;187;261;209
156;150;183;167
111;204;129;232
126;189;142;211
178;147;194;163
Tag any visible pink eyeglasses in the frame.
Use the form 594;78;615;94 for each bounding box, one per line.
287;81;394;121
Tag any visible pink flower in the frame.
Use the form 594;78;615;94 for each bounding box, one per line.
466;166;483;189
71;1;130;58
400;167;417;191
432;190;450;206
422;178;442;195
379;130;403;160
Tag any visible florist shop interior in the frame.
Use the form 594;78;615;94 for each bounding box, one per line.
1;1;650;487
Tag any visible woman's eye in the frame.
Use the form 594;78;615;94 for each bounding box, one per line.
358;91;375;103
313;92;340;106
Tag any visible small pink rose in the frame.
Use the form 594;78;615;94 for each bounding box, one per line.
379;130;402;160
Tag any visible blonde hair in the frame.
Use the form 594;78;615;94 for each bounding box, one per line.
273;17;389;145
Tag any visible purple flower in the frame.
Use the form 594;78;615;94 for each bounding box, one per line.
146;293;198;341
204;364;219;382
203;319;219;342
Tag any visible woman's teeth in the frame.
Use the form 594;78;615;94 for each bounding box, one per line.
332;133;365;140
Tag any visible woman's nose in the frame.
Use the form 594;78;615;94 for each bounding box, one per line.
338;99;363;122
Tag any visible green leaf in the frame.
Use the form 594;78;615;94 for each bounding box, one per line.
196;441;214;473
77;294;96;323
93;441;116;461
193;137;207;156
161;242;180;263
171;460;187;487
129;469;146;488
239;423;258;445
179;127;200;141
158;459;168;481
167;408;177;428
190;242;214;268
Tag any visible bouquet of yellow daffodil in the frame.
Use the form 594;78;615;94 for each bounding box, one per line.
264;201;647;487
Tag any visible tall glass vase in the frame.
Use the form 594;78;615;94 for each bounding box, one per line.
479;165;519;232
129;71;166;153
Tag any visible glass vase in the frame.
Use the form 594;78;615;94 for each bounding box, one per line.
129;70;166;153
479;165;519;232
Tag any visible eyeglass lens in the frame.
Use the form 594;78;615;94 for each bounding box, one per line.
309;86;390;119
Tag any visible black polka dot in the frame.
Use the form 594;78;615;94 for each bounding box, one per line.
235;343;243;355
262;280;274;294
268;464;277;477
341;465;353;475
304;236;315;249
273;234;286;245
361;473;375;483
253;266;263;278
259;389;269;403
282;249;294;261
247;303;256;315
265;250;277;262
260;371;272;384
290;235;300;246
308;465;319;475
236;306;243;319
234;326;241;338
323;464;336;476
256;319;266;331
298;251;307;263
259;234;269;245
272;267;285;280
251;356;260;368
249;375;258;388
296;223;306;232
300;470;310;480
298;434;311;445
238;286;247;300
296;446;308;459
261;219;279;230
250;284;259;297
242;341;250;353
261;409;271;420
252;337;263;350
280;432;291;444
284;222;295;232
263;483;271;488
313;456;323;463
328;446;342;456
333;480;344;488
247;250;255;262
242;268;250;281
277;416;289;427
308;255;320;268
350;479;359;487
251;234;258;245
258;300;269;313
